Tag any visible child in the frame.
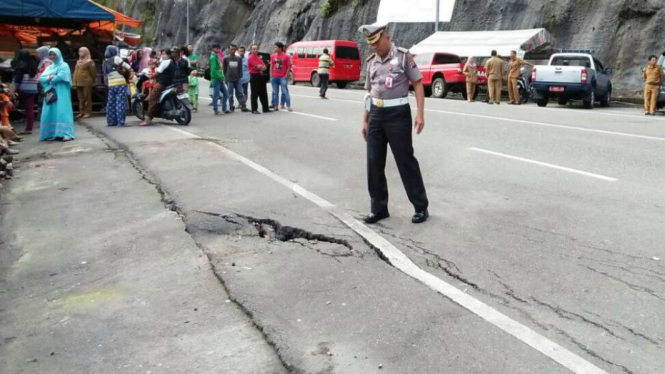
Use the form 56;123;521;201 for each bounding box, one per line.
188;70;199;112
0;81;13;128
141;59;158;99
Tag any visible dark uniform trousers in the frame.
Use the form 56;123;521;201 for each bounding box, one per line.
367;104;429;215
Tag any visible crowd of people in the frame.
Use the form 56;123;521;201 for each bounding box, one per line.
0;40;296;152
209;42;293;115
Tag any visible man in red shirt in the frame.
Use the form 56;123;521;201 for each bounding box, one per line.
270;42;292;111
247;44;270;114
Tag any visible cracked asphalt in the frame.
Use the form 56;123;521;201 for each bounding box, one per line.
2;83;664;374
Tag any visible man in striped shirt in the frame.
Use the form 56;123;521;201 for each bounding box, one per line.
318;48;334;98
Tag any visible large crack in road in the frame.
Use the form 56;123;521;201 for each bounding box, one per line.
195;211;353;250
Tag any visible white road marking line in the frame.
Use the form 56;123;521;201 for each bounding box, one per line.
524;106;665;121
426;108;665;142
160;124;610;374
286;111;338;121
470;147;618;182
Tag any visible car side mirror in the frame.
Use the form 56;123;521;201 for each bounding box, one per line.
605;68;613;75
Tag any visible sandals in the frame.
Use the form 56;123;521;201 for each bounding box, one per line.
17;131;32;135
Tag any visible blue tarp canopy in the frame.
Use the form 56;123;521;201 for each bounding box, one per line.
0;0;114;27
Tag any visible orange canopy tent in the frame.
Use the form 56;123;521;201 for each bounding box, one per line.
0;25;70;44
0;1;141;45
87;0;141;31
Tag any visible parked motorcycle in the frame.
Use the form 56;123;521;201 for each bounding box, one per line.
517;66;533;104
132;73;192;126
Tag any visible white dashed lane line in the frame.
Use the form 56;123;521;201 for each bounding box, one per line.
469;147;619;182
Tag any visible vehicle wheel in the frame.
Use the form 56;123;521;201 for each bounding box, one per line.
287;72;295;85
311;73;321;87
583;91;595;109
537;98;548;107
558;98;568;106
175;103;191;126
432;77;448;98
336;82;347;89
132;99;145;121
600;88;611;107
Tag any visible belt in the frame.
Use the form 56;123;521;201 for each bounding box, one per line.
371;97;409;108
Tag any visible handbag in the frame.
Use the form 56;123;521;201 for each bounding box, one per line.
44;87;58;105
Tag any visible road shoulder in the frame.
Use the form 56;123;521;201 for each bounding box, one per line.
0;126;286;374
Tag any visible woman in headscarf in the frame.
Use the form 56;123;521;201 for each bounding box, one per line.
9;49;38;135
138;47;152;72
36;46;52;79
463;56;478;103
39;48;75;141
72;47;96;119
102;45;132;127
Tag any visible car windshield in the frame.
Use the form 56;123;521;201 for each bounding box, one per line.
551;56;591;67
414;53;433;66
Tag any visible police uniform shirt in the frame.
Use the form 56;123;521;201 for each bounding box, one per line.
643;64;663;85
365;45;422;100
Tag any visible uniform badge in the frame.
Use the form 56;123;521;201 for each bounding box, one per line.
407;55;417;69
385;76;394;89
390;57;398;65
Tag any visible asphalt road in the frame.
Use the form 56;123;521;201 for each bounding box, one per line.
60;84;665;373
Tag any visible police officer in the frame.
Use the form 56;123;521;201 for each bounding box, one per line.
359;23;429;224
642;55;663;116
484;50;504;104
508;50;533;105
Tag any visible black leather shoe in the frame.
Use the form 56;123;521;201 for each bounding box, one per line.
412;210;429;224
364;212;390;224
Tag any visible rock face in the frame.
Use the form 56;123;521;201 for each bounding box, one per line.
117;0;665;96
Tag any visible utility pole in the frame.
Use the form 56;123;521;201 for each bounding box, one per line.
435;0;440;32
186;0;190;44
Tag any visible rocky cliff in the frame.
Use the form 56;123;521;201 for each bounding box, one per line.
108;0;665;96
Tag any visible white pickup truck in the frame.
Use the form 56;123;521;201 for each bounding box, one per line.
531;52;613;109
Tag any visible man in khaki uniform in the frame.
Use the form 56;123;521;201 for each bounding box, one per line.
642;55;663;116
484;50;504;104
508;50;534;105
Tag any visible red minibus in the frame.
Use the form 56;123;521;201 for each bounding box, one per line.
286;40;361;89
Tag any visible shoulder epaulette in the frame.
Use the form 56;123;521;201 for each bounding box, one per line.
397;47;409;54
366;53;376;62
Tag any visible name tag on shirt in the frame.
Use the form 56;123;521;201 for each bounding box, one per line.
230;61;238;68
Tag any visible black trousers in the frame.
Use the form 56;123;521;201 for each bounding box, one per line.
250;74;269;112
319;73;329;96
367;104;428;215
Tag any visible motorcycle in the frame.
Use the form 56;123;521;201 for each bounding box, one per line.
132;73;192;126
517;66;533;104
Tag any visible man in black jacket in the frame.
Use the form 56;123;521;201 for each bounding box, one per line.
223;44;250;112
172;46;191;86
